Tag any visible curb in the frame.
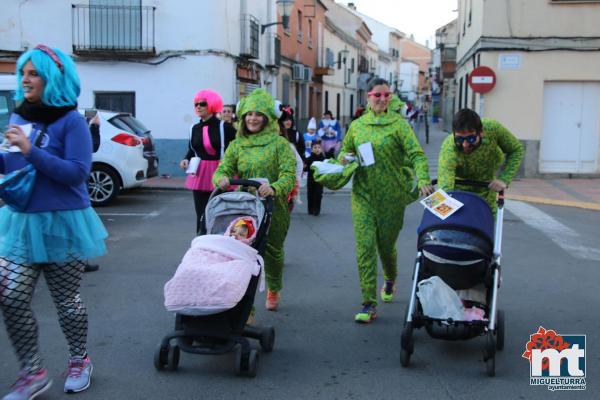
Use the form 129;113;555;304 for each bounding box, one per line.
505;194;600;212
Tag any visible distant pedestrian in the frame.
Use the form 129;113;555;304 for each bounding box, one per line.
220;104;238;130
0;45;108;398
318;110;342;158
180;89;236;234
277;110;304;212
278;105;304;163
305;141;326;215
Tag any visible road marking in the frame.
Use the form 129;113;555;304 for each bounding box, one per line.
506;200;600;262
97;211;160;219
505;194;600;212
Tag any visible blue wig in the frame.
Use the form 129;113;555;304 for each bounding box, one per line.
14;46;80;107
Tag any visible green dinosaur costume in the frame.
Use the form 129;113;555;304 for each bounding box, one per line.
437;118;524;214
213;89;296;293
339;108;431;306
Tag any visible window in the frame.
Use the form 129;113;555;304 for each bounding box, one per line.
308;19;312;39
350;58;355;73
468;0;472;26
90;0;142;49
282;74;290;104
336;93;341;122
350;94;354;119
338;52;342;70
325;90;329;113
297;10;302;31
95;92;136;115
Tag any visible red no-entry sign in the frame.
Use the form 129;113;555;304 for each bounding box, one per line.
469;66;496;94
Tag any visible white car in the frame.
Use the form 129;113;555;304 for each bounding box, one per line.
79;109;148;206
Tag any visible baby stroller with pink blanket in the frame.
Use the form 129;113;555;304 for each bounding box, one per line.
154;179;274;377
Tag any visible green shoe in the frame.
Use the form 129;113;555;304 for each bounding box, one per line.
380;280;396;303
354;304;377;323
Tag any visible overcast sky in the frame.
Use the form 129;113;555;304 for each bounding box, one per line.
336;0;458;48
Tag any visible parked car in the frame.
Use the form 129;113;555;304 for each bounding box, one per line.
107;112;159;178
79;109;149;206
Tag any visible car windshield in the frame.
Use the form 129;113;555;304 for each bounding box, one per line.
108;114;150;136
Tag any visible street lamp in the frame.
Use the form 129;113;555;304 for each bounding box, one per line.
261;0;294;34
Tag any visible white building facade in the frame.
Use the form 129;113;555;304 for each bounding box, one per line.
0;0;279;176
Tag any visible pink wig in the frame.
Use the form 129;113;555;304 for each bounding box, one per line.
193;89;223;114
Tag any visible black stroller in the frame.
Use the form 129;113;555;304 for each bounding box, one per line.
154;179;275;377
401;180;505;376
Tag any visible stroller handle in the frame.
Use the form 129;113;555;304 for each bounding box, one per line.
211;179;274;215
228;179;265;189
430;178;505;205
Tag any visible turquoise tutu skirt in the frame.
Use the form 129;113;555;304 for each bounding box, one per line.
0;207;108;264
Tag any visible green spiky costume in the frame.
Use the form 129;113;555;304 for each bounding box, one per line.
437;118;524;214
339;108;431;306
213;89;296;293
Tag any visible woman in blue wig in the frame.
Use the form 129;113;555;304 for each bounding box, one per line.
0;45;107;399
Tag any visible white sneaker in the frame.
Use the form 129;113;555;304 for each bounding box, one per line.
64;357;93;393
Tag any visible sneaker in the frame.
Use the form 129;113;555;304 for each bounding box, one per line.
380;280;396;303
265;290;280;311
84;263;99;272
64;357;93;394
354;304;377;323
3;369;52;400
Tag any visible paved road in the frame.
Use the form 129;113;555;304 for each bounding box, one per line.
1;190;599;399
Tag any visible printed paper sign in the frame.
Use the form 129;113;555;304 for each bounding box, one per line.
420;189;463;220
357;142;375;166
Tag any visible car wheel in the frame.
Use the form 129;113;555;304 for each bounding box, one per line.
89;165;120;206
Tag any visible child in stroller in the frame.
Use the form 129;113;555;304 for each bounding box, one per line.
400;180;506;377
155;179;275;377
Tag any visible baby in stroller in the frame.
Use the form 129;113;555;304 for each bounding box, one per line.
163;216;264;317
155;180;275;377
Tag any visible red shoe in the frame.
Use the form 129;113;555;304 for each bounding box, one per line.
266;290;280;311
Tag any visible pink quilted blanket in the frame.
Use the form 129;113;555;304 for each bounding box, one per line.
164;235;264;315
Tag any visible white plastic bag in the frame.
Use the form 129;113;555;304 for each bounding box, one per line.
416;276;464;320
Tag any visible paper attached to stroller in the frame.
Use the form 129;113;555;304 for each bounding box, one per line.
420;189;464;220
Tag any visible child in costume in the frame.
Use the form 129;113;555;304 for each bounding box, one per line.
303;117;321;159
318;110;342;159
305;141;326;215
164;217;263;316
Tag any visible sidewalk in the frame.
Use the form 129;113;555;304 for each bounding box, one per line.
144;122;600;211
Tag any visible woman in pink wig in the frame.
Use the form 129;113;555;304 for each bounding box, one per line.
180;89;236;233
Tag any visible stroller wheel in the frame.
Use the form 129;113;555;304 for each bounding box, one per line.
167;345;180;371
400;322;414;367
235;346;259;377
484;331;496;360
246;349;259;378
496;310;505;351
153;343;169;371
259;327;275;353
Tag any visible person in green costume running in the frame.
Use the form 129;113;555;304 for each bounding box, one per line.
437;108;524;215
339;79;434;323
214;89;296;311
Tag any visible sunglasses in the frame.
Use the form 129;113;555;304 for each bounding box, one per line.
34;44;64;72
195;101;208;108
368;91;392;98
454;133;479;146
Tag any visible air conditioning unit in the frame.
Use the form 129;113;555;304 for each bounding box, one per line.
292;63;304;81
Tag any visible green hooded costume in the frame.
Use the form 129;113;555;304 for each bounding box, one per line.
339;107;431;306
213;89;296;293
437;118;524;214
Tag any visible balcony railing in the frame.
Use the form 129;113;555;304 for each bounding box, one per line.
266;33;281;67
72;4;155;57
